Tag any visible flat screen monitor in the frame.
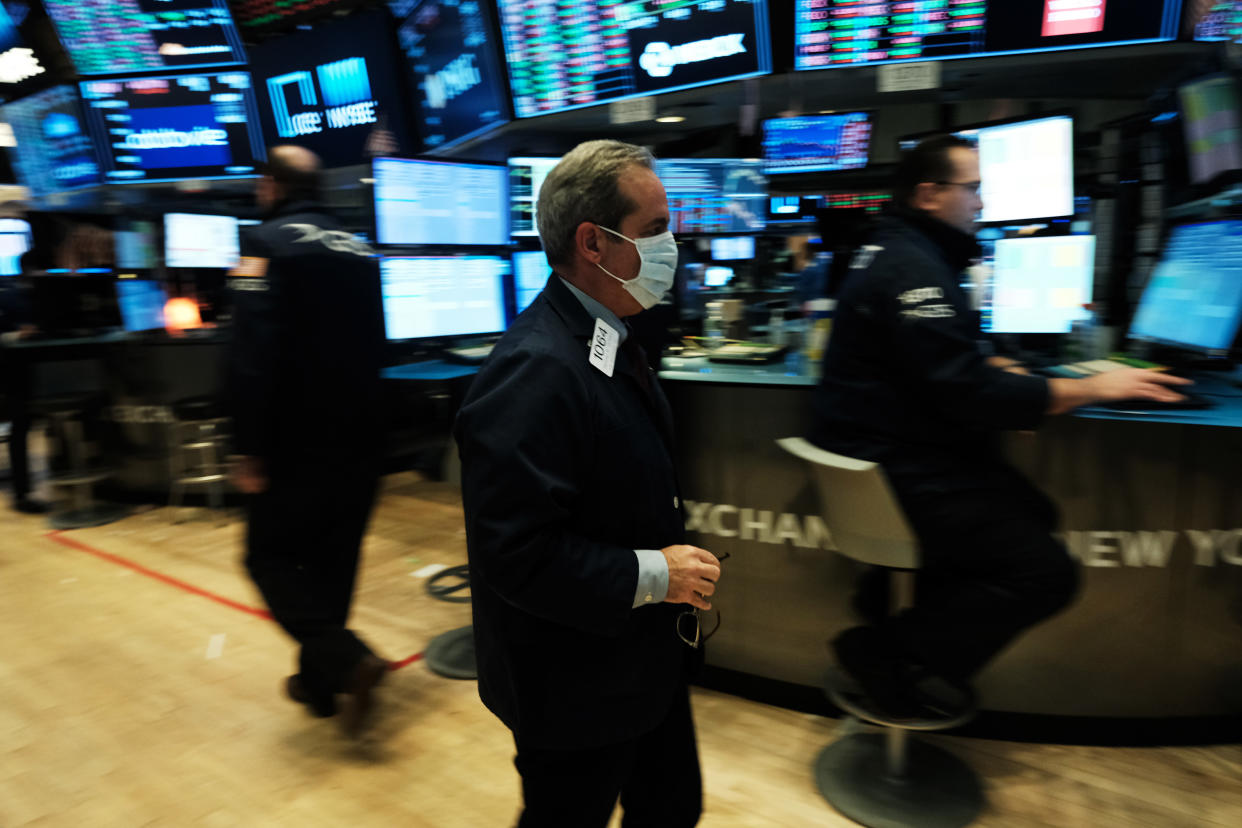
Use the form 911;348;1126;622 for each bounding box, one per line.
823;190;892;213
509;157;559;238
115;220;158;269
986;235;1095;334
512;250;552;314
1187;0;1242;42
763;113;872;174
380;255;508;339
45;0;246;76
1178;75;1242;185
498;0;772;118
1129;219;1242;354
373;156;509;246
398;0;509;150
795;0;1184;70
164;213;239;268
768;195;821;224
656;158;767;235
0;217;30;276
2;85;101;199
703;265;734;287
80;72;265;185
249;10;412;166
236;0;360;33
710;236;755;261
116;279;168;332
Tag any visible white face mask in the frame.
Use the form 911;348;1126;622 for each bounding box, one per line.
595;225;678;310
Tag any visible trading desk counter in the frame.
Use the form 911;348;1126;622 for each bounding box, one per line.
659;358;1242;721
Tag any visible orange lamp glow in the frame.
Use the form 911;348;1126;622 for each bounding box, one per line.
163;297;202;333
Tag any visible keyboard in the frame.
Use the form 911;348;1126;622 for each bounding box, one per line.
706;342;789;364
444;343;495;364
1089;390;1213;411
1040;356;1169;379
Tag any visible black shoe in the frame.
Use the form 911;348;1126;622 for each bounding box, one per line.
340;654;388;738
285;675;335;718
14;497;50;514
831;626;974;723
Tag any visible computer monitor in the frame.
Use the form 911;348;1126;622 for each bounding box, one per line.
1178;74;1242;186
115;221;158;269
45;0;246;75
373;157;509;246
703;266;734;288
509;157;559;238
115;279;168;332
380;255;508;339
796;0;1183;70
762;113;872;174
987;235;1095;334
1187;0;1242;42
655;158;767;235
2;85;101;199
164;213;240;268
1129;219;1242;355
79;72;266;184
0;218;30;276
710;237;755;261
512;250;551;314
497;0;772;118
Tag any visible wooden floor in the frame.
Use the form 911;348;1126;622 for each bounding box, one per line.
1;470;1239;827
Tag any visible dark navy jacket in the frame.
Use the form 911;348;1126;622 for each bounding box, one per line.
454;275;692;750
810;210;1049;486
225;201;384;476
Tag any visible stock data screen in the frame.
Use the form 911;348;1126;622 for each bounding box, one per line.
2;85;100;198
762;112;872;174
80;73;265;184
655;158;766;234
373;157;509;246
398;0;509;150
499;0;772;118
380;255;509;339
509;156;559;237
795;1;1183;70
46;0;247;76
1187;1;1242;42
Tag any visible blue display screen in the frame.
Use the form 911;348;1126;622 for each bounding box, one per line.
380;254;509;339
655;158;767;235
2;85;100;198
80;72;266;184
116;279;168;331
512;249;551;313
763;113;872;174
373;156;508;246
1130;220;1242;354
249;10;412;166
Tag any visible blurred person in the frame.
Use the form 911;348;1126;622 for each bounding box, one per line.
226;145;388;736
0;263;48;513
454;140;722;828
811;135;1191;719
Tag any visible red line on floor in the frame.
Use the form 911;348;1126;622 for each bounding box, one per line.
46;530;424;671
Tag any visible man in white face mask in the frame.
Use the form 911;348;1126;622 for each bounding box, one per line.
455;140;721;828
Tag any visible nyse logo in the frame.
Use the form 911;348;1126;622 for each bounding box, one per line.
639;34;747;79
268;57;378;139
424;54;481;110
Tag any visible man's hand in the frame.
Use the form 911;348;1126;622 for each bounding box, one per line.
1047;368;1193;415
662;545;721;610
232;455;269;495
987;355;1030;375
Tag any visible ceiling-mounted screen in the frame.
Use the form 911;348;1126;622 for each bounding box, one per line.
397;0;509;150
795;1;1183;70
249;10;411;166
45;0;246;76
498;0;772;118
373;156;509;246
2;85;100;198
80;72;265;184
656;158;767;234
762;112;872;174
1187;0;1242;41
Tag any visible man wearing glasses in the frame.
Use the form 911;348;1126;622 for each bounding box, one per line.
455;140;722;828
810;135;1188;721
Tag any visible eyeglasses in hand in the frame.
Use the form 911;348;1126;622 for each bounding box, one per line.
676;551;729;649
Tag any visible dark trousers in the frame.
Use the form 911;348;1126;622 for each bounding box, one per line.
859;462;1080;680
514;686;702;828
244;464;380;714
3;363;32;500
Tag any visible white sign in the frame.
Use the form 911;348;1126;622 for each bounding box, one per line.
609;96;655;125
877;62;942;93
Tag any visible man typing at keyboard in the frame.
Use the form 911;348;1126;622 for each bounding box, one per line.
809;135;1190;721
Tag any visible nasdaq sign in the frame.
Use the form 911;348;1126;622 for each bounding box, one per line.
267;57;377;139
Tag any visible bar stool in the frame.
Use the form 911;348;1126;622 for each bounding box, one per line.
777;437;983;828
167;397;229;523
41;393;126;529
